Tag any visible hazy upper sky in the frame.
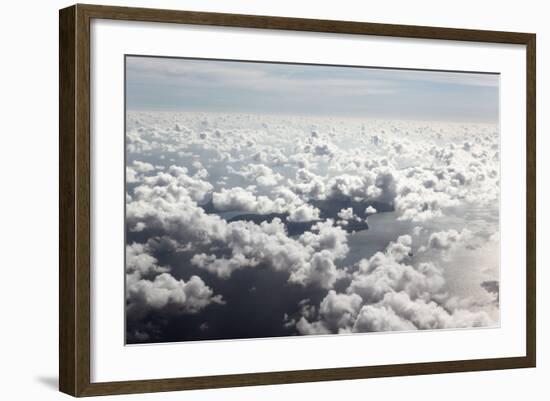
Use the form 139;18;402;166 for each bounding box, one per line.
126;55;499;123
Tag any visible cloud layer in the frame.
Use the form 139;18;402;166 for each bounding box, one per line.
125;109;500;343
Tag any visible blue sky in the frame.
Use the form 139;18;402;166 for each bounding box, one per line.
126;55;499;123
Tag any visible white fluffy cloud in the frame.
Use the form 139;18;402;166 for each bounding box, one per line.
296;233;495;334
361;291;491;330
127;272;224;313
318;291;363;332
125;112;500;337
213;187;285;214
427;228;472;251
287;203;320;222
191;218;349;289
299;220;350;260
126;242;224;317
337;207;356;221
394;186;459;222
237;163;283;187
126;112;499;222
126;161;156;184
191;252;258;279
347;236;445;304
365;206;377;215
128;166;346;288
288;250;346;289
353;304;416;332
212;186;320;222
126;243;169;278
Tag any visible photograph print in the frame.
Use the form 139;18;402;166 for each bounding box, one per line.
125;55;500;344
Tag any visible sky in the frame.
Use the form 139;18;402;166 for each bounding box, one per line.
126;55;499;123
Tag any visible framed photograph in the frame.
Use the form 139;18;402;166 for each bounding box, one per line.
59;4;536;397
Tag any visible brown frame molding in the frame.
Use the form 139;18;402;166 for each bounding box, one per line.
59;3;536;397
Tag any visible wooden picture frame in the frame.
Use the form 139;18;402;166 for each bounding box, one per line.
59;3;536;397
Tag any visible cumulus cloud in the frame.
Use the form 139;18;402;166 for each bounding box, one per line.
125;111;500;341
126;243;169;278
287;203;320;222
191;252;258;279
337;207;357;221
290;168;327;200
289;166;398;214
355;291;491;331
296;233;496;334
125;241;224;318
353;304;416;332
191;218;349;289
127;272;224;313
318;291;363;332
395;186;459;222
288;250;346;289
212;185;321;221
299;220;350;260
348;236;444;304
296;317;332;335
127;165;344;288
133;160;155;173
365;206;377;215
127;161;156;184
427;229;473;251
130;165;213;207
127;183;226;245
237;163;283;187
212;187;284;214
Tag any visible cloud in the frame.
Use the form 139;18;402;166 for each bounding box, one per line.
287;203;320;222
290;168;327;200
191;218;349;289
337;206;359;226
132;165;213;206
125;241;224;319
124;110;501;341
353;304;416;332
427;229;473;251
127;161;156;184
237;163;283;187
126;243;169;278
356;291;491;331
295;232;495;334
133;160;155;173
365;206;377;215
326;174;375;200
318;290;363;332
299;220;350;260
337;207;356;221
127;272;224;313
296;317;332;335
191;252;258;279
212;185;320;221
288;250;346;289
127;165;345;288
127;186;226;245
348;236;445;304
290;167;398;210
395;187;459;222
212;187;285;214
